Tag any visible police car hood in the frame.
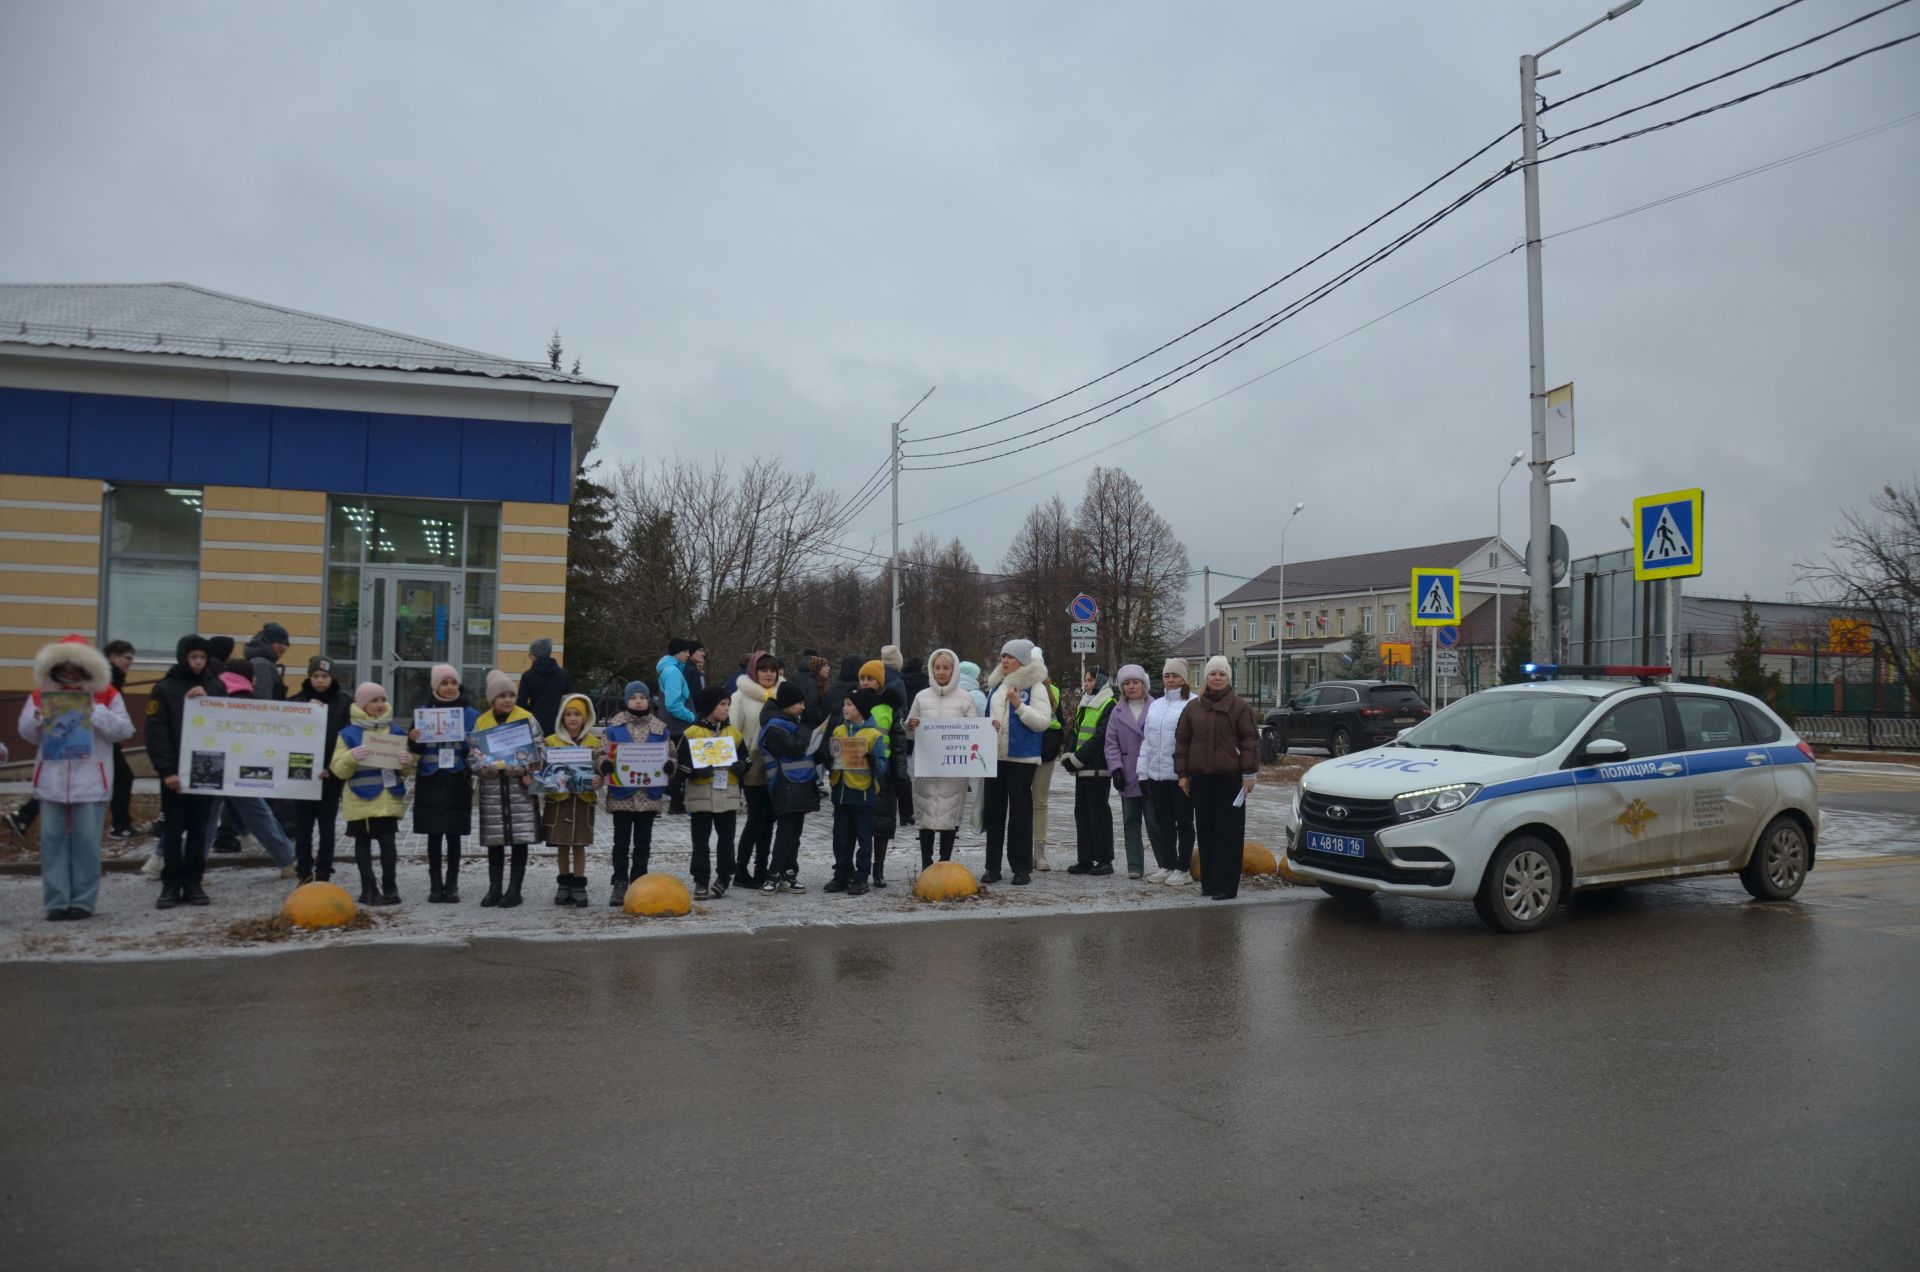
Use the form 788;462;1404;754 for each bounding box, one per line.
1303;747;1539;800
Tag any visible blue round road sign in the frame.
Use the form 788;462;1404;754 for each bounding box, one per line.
1437;625;1459;648
1069;593;1099;623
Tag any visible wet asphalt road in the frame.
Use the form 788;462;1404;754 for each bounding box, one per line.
5;858;1919;1271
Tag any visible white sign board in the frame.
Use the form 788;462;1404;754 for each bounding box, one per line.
1070;621;1097;653
1434;649;1460;678
180;698;329;800
912;716;998;777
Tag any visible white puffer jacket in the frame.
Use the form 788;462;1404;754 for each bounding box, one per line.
729;660;782;786
1138;688;1193;782
16;640;135;804
907;648;978;831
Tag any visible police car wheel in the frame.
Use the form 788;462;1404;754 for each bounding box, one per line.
1739;816;1808;901
1474;836;1561;934
1317;882;1373;903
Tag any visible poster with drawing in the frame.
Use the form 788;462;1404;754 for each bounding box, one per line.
688;735;738;769
178;698;327;800
610;740;669;788
37;691;96;762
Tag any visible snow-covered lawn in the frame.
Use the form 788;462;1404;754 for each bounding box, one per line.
0;771;1311;963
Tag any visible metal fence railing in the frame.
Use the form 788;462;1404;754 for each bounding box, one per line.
1794;715;1920;752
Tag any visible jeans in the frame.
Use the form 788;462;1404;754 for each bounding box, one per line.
769;811;806;881
222;796;296;867
832;803;875;881
690;811;736;886
983;762;1037;876
160;785;212;886
1142;779;1194;872
738;784;774;881
1072;776;1115;866
284;781;342;879
1120;795;1147;875
1191;774;1248;898
40;800;106;914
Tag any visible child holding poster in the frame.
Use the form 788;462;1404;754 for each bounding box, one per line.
540;692;603;907
17;637;134;920
824;689;889;896
676;686;747;900
472;670;539;908
599;681;673;906
408;663;479;903
330;683;414;906
757;681;819;893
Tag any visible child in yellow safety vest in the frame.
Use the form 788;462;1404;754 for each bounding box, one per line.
825;689;890;895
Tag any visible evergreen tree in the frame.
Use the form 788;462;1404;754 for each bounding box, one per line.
563;440;621;691
1500;605;1533;685
1344;628;1380;679
1727;595;1789;714
546;328;564;371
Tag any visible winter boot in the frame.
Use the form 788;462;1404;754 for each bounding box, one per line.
920;836;934;870
572;876;590;907
156;883;181;910
185;882;211;905
555;874;573;906
872;846;888;889
502;854;526;908
608;874;629;907
481;855;504;907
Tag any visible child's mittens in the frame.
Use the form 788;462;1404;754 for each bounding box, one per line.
351;745;371;761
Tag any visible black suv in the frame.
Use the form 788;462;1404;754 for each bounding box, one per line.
1262;680;1431;758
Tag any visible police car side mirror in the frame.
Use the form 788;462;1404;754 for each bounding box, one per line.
1581;738;1629;765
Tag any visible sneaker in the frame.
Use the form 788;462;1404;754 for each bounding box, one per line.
710;878;729;900
785;875;806;894
3;809;29;836
1091;863;1115;876
185;883;210;906
760;877;777;894
1033;848;1052;872
156;884;181;910
109;826;136;841
141;854;165;879
824;877;849;894
733;870;756;890
46;909;68;922
378;890;400;907
694;884;711;900
848;879;868;896
1011;873;1031;886
1127;870;1144;880
981;870;1003;884
1145;869;1170;884
65;907;91;920
298;872;314;886
1163;870;1193;888
360;885;380;905
607;879;627;907
871;873;888;889
278;864;298;880
1066;863;1095;875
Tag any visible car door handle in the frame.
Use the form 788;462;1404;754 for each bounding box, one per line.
1657;761;1683;777
1745;752;1768;766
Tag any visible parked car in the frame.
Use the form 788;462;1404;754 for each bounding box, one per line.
1283;673;1818;933
1262;680;1430;758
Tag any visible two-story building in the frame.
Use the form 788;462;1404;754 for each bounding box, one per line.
1213;536;1525;706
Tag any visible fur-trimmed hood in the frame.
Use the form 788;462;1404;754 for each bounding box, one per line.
923;647;964;699
34;638;110;692
552;692;598;742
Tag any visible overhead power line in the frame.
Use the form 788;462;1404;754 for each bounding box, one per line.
1542;0;1915;149
904;125;1520;445
1544;0;1813;113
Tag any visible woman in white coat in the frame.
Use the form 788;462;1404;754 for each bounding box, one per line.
1137;657;1197;886
17;636;135;919
905;646;977;869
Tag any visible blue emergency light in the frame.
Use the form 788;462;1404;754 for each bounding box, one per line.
1523;663;1671;684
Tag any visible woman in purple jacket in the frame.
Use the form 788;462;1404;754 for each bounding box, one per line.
1102;664;1154;880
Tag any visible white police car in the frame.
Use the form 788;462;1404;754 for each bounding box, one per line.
1284;666;1819;933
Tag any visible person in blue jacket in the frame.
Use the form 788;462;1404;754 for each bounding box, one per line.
656;637;699;814
757;681;820;892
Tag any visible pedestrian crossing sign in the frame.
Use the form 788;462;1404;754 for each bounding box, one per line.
1633;488;1704;581
1410;568;1460;628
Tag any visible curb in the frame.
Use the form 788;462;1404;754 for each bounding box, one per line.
0;852;282;877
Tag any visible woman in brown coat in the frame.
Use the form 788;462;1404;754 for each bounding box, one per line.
1174;655;1261;900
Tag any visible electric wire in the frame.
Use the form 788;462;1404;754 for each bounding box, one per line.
903;125;1521;445
1542;0;1914;149
1543;0;1814;113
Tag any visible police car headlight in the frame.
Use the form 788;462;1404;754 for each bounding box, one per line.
1392;783;1480;821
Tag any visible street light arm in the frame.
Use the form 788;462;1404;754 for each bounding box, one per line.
1536;0;1643;60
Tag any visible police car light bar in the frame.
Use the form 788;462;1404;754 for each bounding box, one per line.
1522;663;1672;683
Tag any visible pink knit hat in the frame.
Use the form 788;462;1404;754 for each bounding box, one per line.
430;663;459;689
354;682;387;709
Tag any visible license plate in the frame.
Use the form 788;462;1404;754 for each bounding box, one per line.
1305;830;1365;858
1395;717;1415;725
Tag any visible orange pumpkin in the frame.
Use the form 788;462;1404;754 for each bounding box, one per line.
623;873;693;917
283;881;356;929
1242;841;1278;875
913;860;979;901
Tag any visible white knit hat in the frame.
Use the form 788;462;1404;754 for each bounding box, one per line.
1162;657;1190;681
1204;654;1232;682
1001;638;1036;664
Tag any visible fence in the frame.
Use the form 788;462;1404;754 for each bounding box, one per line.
1792;714;1920;752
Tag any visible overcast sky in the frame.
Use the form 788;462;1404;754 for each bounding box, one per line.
4;0;1915;625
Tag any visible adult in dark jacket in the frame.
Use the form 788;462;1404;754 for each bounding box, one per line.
879;647;916;826
517;637;575;735
818;655;860;732
759;682;820;888
799;652;830;728
1061;669;1116;874
1174;656;1261;901
244;622;291;700
146;634;224;906
684;641;708;702
407;662;481;902
204;635;243;853
283;656;350;883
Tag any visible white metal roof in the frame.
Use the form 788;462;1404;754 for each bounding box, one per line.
0;282;610;387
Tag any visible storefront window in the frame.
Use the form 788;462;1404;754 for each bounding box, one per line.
103;485;201;657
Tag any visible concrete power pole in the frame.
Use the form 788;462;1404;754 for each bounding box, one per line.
888;386;936;651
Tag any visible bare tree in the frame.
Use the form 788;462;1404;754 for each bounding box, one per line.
1075;466;1191;669
998;495;1085;667
1797;477;1920;708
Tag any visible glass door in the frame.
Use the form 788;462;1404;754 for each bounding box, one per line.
359;569;466;718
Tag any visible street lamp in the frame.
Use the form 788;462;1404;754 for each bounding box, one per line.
1494;451;1524;680
1277;501;1304;707
1521;0;1643;661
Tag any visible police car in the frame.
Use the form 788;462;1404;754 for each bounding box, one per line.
1284;666;1819;933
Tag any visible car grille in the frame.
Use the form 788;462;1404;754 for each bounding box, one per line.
1291;832;1455;887
1298;792;1397;832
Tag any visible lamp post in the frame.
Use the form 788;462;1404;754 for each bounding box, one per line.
1495;451;1523;681
1277;501;1304;707
1521;0;1643;660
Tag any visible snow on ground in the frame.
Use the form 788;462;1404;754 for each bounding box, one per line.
0;771;1310;963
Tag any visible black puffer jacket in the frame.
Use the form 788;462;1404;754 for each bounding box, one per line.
289;676;351;773
410;689;476;835
145;654;223;779
818;655;860;732
517;657;575;734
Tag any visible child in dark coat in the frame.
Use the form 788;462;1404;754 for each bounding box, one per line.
757;681;819;893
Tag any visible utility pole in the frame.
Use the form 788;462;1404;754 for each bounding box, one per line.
1202;567;1212;659
1519;0;1643;662
1495;451;1522;680
1278;502;1303;707
888;386;936;651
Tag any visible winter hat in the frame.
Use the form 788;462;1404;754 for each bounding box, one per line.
529;637;553;659
694;685;729;720
1115;663;1149;691
623;680;651;702
307;655;333;676
773;682;807;711
1204;655;1232;682
686;639;705;655
207;635;235;663
225;658;255;679
354;682;386;709
259;622;291;646
667;637;695;656
1001;638;1036;665
485;669;516;702
880;645;904;672
1162;657;1190;681
744;650;770;680
959;659;982;683
430;663;459;689
35;636;110;691
848;688;881;717
175;634;210;663
858;659;886;685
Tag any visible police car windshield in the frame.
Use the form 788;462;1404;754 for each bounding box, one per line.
1397;692;1595;759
